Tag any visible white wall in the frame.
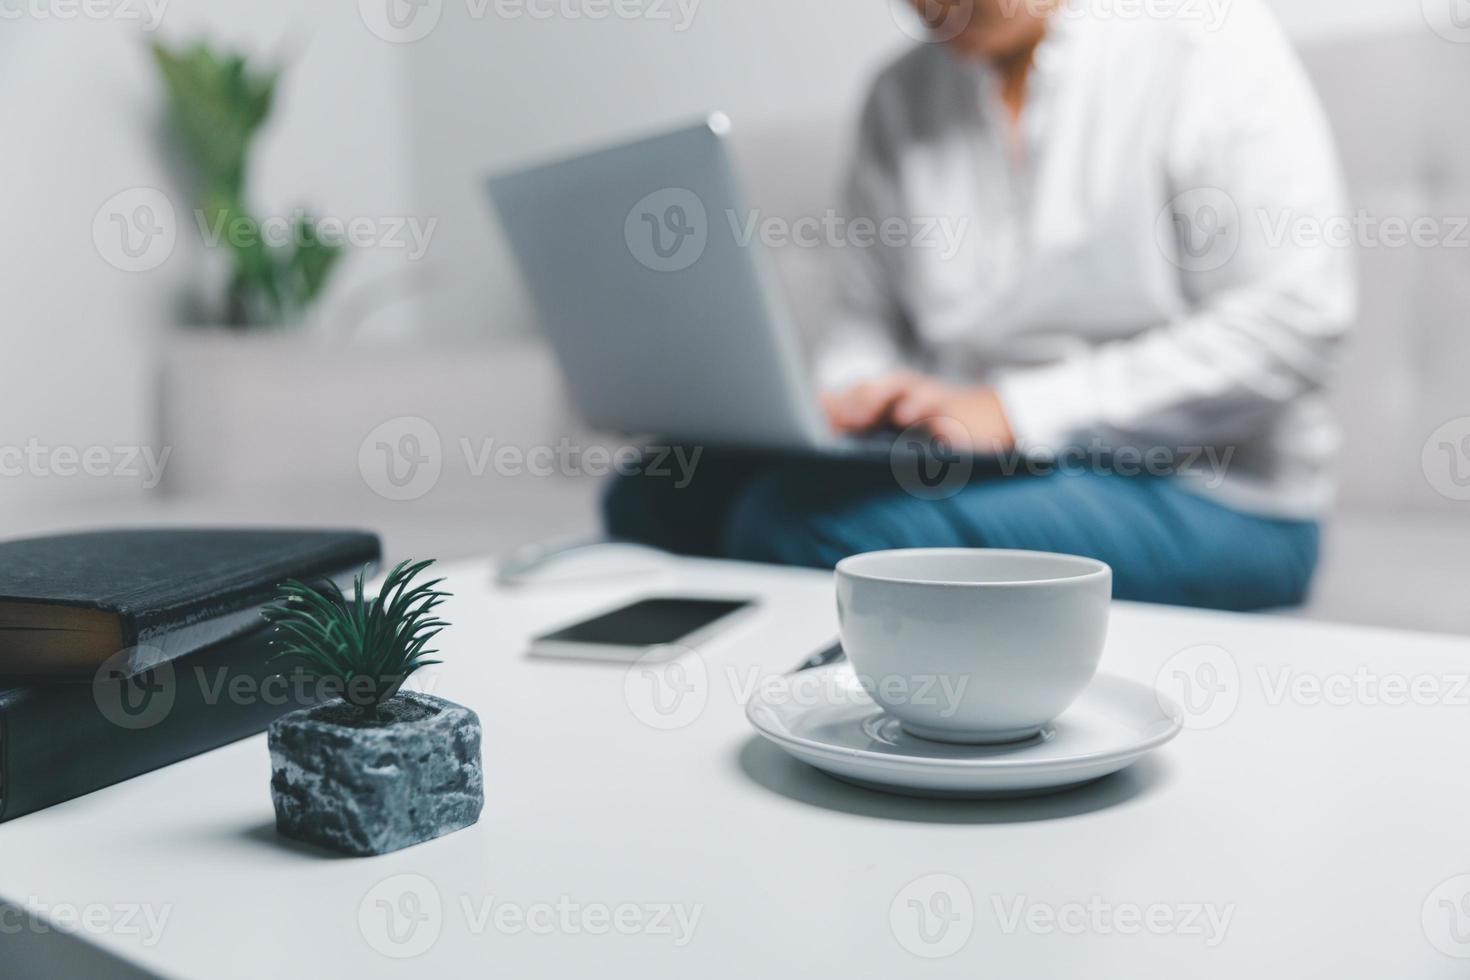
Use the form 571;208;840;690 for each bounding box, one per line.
0;1;421;505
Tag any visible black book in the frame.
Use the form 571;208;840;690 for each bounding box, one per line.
0;625;327;823
0;528;379;679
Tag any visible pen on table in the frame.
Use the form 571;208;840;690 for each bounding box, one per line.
792;640;845;673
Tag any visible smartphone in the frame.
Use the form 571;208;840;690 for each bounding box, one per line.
528;597;757;663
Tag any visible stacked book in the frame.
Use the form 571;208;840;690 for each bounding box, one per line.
0;529;380;823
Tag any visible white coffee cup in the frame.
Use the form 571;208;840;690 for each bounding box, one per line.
835;549;1111;744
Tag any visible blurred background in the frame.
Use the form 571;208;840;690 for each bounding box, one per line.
2;0;1468;632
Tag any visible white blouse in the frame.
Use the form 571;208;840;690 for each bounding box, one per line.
818;0;1356;519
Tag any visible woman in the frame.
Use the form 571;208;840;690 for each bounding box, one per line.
606;0;1355;611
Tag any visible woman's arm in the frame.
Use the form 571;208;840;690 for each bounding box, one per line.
995;11;1357;455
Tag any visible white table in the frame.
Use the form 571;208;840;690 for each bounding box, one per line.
3;556;1469;978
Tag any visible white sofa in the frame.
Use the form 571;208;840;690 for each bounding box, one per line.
1288;32;1470;634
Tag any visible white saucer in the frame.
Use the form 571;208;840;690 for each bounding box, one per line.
745;665;1182;799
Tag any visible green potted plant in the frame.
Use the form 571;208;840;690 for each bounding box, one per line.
153;40;344;328
152;39;354;497
263;560;483;856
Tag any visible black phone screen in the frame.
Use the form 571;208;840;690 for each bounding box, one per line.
537;598;752;647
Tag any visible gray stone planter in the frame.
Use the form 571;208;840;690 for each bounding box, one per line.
268;692;483;856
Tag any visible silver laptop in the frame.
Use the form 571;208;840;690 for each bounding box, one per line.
487;112;893;457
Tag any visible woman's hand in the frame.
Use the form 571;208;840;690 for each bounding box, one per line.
821;370;1017;453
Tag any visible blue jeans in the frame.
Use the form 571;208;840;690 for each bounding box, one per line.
602;453;1320;611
